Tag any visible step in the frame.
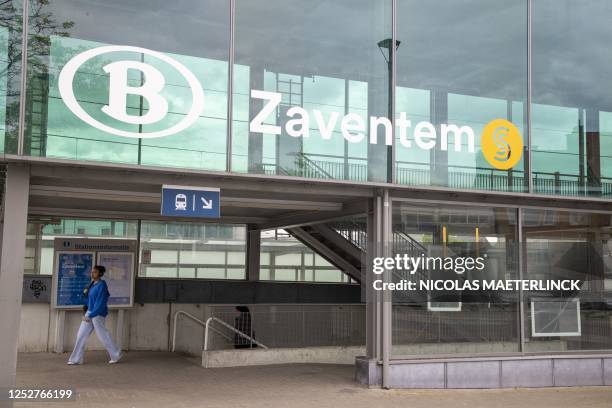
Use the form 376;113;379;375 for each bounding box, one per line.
202;345;365;368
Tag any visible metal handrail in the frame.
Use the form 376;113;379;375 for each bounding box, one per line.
204;316;268;351
172;310;267;352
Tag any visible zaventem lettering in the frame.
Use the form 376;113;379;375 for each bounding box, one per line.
250;90;475;152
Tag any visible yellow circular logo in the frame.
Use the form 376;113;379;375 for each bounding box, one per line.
481;118;523;170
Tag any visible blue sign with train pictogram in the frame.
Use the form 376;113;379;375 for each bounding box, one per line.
161;185;220;218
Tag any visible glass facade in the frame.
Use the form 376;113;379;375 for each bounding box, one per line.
389;201;612;356
532;0;612;197
1;0;612;205
391;202;520;356
0;0;607;197
23;0;229;169
523;209;612;351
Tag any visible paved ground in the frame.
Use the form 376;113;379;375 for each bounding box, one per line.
14;351;612;408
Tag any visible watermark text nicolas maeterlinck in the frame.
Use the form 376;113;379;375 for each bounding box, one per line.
372;254;581;292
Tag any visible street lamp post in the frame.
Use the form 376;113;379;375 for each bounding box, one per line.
377;38;400;183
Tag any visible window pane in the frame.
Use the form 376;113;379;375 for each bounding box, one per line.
232;0;391;182
396;0;527;192
24;0;229;170
392;203;519;356
523;209;612;351
0;1;22;154
26;218;138;275
533;0;612;197
139;221;246;280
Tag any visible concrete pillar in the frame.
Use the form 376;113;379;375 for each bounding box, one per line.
366;194;386;361
0;163;30;400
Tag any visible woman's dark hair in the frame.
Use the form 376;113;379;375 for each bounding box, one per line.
93;265;106;276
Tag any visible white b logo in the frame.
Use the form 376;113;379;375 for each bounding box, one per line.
58;45;204;139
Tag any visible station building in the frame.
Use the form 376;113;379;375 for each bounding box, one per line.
0;0;611;390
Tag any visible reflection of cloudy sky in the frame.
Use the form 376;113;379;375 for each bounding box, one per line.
43;0;612;112
397;0;526;102
533;0;612;111
47;0;229;60
234;0;388;82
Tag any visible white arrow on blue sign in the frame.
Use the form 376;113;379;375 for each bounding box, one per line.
161;185;220;218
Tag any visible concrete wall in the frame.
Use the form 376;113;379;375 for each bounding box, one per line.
18;303;206;354
18;303;364;356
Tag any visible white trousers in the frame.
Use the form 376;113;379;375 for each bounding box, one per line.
68;315;121;364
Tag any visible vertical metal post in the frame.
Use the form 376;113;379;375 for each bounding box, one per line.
365;198;376;359
344;80;349;180
138;54;144;164
375;194;382;361
17;0;30;156
381;189;391;388
135;219;142;276
517;207;525;352
526;0;533;193
225;0;236;172
578;111;585;193
390;0;397;184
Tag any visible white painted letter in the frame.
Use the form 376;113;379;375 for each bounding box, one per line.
369;116;393;145
397;112;412;148
285;106;309;138
102;60;168;125
341;113;365;143
313;110;339;140
441;124;475;152
249;90;282;135
414;121;437;150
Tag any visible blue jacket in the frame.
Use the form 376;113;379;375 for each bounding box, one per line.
85;280;110;318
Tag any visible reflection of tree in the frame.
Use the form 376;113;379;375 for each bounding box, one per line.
0;0;74;154
0;0;74;82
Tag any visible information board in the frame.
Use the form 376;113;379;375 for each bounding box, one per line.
97;252;134;307
52;238;136;309
54;251;95;308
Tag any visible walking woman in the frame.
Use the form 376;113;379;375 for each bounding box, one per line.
67;265;122;365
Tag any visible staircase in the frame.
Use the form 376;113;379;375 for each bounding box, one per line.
286;217;431;289
286;223;362;282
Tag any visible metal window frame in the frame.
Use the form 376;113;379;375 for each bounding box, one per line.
530;298;582;338
526;0;533;193
226;0;235;172
17;0;29;156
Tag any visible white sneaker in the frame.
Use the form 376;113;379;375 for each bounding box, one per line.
109;353;123;364
67;361;81;365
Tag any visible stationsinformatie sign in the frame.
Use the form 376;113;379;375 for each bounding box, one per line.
58;45;524;172
52;238;137;309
